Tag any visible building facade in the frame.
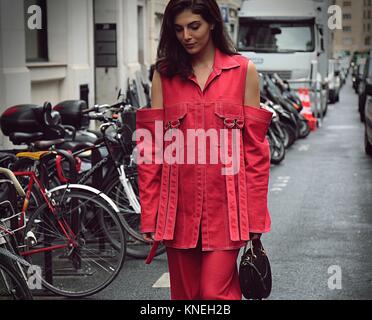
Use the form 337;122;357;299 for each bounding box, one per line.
0;0;241;147
332;0;372;55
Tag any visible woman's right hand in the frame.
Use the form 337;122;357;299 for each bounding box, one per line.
143;232;155;243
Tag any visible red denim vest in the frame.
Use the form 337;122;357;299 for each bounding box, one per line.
136;48;272;251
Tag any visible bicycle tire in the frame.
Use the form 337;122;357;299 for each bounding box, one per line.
104;175;166;259
0;252;33;300
23;189;126;298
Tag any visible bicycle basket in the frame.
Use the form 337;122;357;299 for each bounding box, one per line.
0;180;25;237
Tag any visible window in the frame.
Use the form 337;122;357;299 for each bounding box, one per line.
342;37;353;45
343;1;351;6
24;0;48;62
238;19;315;52
154;13;163;42
95;24;117;67
365;36;370;45
343;26;352;32
343;14;352;19
230;24;235;40
137;5;145;64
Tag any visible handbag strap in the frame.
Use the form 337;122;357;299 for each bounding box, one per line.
243;239;264;257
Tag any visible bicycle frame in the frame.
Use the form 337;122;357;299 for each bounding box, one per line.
66;121;140;214
13;170;78;258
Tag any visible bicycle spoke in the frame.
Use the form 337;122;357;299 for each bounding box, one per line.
24;189;125;297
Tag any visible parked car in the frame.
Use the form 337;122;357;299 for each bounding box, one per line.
351;51;369;73
358;58;369;122
363;53;372;156
365;100;372;156
353;58;366;93
327;59;340;103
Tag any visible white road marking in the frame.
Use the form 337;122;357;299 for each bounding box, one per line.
273;183;287;188
271;176;291;193
153;272;170;288
298;144;310;151
326;125;359;130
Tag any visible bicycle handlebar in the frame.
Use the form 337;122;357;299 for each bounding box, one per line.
82;102;124;115
53;149;78;184
0;168;25;197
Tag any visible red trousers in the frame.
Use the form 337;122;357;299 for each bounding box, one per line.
166;242;242;300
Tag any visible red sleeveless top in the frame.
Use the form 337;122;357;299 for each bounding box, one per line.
137;48;272;251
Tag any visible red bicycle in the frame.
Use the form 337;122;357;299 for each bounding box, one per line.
8;149;126;298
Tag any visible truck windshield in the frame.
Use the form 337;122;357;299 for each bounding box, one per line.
238;19;315;53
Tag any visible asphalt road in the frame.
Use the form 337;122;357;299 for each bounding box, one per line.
41;76;372;300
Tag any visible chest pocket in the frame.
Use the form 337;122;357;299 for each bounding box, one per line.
164;104;188;131
214;102;245;132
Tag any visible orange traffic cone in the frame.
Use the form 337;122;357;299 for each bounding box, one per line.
298;87;305;103
298;87;317;131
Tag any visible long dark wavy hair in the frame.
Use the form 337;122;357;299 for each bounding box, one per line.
156;0;238;80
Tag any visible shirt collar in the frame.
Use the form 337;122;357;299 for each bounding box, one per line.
187;47;240;81
213;47;240;71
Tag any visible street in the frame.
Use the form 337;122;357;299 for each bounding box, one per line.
1;0;372;305
53;77;372;300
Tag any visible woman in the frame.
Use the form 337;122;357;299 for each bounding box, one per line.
136;0;272;300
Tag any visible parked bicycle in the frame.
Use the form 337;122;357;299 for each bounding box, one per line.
1;149;126;298
0;167;33;300
53;103;166;259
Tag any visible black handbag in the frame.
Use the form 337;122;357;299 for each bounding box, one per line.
239;239;272;300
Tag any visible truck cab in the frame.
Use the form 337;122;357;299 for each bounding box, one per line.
237;0;329;79
237;0;330;117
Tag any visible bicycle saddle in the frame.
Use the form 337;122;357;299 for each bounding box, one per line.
57;140;94;152
15;151;51;161
9;132;44;145
33;139;65;150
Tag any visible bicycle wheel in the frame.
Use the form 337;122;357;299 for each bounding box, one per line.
104;175;166;259
0;253;33;300
23;189;126;297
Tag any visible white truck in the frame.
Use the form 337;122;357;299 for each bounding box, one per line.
237;0;331;119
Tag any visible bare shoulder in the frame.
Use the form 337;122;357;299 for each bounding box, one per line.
152;69;161;83
151;70;163;109
244;60;260;107
246;60;259;88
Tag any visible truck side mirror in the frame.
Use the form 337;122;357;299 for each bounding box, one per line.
317;25;325;53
